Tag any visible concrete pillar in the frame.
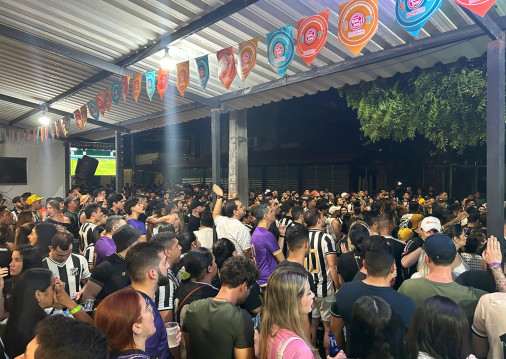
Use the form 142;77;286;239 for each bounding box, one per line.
228;109;248;203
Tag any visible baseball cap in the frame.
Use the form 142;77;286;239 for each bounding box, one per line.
410;214;424;230
423;233;456;260
113;224;142;252
420;216;441;232
26;194;44;205
64;196;79;205
189;199;206;212
329;206;340;215
398;228;414;242
341;192;348;198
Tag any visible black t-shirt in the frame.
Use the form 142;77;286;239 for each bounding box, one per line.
401;237;424;280
455;270;494;293
385;236;407;290
330;280;416;354
352;271;366;281
240;281;263;317
337;252;362;283
175;281;219;323
89;253;130;300
188;215;201;233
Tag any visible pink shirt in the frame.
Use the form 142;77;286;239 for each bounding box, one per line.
267;329;313;359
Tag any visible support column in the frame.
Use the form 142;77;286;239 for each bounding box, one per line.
486;36;505;240
64;142;70;194
211;109;221;198
115;130;123;192
228;109;248;203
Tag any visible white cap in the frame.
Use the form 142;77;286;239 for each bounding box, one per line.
420;216;441;232
329;206;340;215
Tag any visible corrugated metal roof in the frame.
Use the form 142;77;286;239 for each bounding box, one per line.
0;0;504;140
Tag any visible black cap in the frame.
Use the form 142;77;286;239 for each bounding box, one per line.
112;224;142;252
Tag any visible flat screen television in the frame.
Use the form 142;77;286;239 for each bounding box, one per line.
0;157;27;184
70;148;116;176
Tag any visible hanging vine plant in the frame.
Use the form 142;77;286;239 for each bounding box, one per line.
339;56;488;153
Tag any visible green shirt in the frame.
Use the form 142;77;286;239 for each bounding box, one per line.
398;277;487;323
182;298;254;359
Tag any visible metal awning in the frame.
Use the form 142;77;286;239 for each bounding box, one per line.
1;0;505;140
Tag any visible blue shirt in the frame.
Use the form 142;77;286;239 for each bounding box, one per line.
138;291;171;359
127;218;147;235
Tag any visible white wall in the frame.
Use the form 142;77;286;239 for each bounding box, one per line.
0;135;67;203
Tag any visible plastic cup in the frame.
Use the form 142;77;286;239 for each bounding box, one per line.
165;321;179;348
82;299;94;312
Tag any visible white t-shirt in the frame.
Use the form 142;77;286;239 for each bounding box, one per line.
194;227;214;250
473;292;506;359
214;215;251;256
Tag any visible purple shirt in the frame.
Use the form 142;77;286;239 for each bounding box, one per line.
251;227;281;286
94;236;115;266
127;218;146;235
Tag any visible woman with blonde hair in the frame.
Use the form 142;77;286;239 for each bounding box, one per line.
259;267;315;359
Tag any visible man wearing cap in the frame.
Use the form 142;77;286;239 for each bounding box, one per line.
10;196;23;224
26;194;44;222
188;198;206;233
398;233;488;324
79;224;143;301
401;216;440;280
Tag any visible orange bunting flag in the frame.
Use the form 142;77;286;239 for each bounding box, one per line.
95;93;105;116
176;61;190;97
238;38;258;82
32;128;36;142
80;105;87;128
104;86;112;111
454;0;496;17
44;126;49;141
338;0;378;56
74;109;84;130
157;68;169;99
40;127;44;143
217;47;236;90
296;10;330;67
20;128;24;141
121;76;130;102
132;73;142;102
56;120;60;139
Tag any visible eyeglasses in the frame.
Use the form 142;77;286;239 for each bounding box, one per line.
136;297;153;322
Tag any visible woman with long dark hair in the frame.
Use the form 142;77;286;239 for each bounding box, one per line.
28;222;57;259
337;220;370;285
348;296;404;359
174;247;218;324
95;288;156;359
2;268;92;358
404;296;476;359
443;224;470;278
14;222;35;247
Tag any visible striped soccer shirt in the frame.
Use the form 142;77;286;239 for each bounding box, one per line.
154;269;179;312
43;253;91;296
305;229;337;297
79;222;96;253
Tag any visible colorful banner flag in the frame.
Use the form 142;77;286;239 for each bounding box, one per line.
49;123;55;139
146;70;156;101
266;25;295;78
80;105;88;128
121;76;130;102
33;128;36;142
111;79;121;105
238;38;258;82
157;68;169;99
297;10;330;67
88;99;100;121
217;47;236;90
454;0;495;17
396;0;442;37
13;128;17;141
95;93;105;116
74;108;84;130
20;128;24;142
132;73;142;102
104;86;112;111
63;117;70;137
176;61;190;97
44;126;49;142
195;55;209;92
338;0;379;56
56;120;60;139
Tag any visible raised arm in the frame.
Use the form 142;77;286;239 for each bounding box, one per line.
212;184;224;220
483;236;506;293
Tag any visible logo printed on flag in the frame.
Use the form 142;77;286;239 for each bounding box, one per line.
157;68;169;99
176;61;190;97
195;55;209;92
121;76;130;103
132;74;142;102
217;47;236;90
238;38;258;82
111;80;121;105
146;70;156;101
453;0;496;17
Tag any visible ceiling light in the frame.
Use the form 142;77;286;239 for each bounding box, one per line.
39;106;50;125
160;48;174;69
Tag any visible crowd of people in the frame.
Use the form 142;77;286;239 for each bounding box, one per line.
0;183;502;359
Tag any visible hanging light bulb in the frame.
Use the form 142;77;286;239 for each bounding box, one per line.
39;106;50;125
160;48;173;69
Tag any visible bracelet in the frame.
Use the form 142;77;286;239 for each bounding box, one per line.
489;262;502;268
0;296;3;301
216;195;223;199
70;305;82;315
279;235;285;238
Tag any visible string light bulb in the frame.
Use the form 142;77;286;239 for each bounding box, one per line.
160;48;174;69
39;106;50;125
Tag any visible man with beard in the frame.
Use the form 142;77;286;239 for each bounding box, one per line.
127;240;179;359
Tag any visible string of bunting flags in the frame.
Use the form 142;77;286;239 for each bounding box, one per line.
2;0;497;144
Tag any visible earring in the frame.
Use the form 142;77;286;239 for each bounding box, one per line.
37;299;40;303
